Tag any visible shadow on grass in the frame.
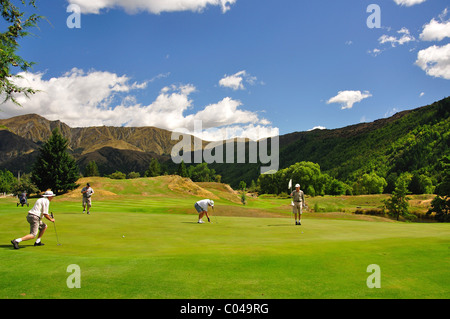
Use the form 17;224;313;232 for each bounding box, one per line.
267;224;295;227
0;244;32;250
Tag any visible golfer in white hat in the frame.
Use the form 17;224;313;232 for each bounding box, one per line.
81;182;94;215
194;199;214;224
290;184;305;225
11;190;56;249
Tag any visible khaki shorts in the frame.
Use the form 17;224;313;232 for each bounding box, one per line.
27;214;47;237
292;201;303;215
83;197;92;208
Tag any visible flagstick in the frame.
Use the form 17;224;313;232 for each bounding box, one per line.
288;179;294;225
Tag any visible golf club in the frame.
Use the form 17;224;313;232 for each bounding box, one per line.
50;212;61;246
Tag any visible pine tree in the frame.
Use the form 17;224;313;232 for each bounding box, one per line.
84;160;100;177
427;156;450;222
383;173;412;221
0;169;15;193
31;128;79;194
146;158;161;177
177;160;188;178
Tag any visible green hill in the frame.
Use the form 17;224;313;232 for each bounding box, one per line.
213;97;450;189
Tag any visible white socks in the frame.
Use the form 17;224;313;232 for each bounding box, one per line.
15;238;41;243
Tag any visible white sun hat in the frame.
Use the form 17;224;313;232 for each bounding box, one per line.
42;190;56;197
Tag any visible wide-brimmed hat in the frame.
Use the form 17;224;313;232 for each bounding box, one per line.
42;190;56;197
209;200;214;207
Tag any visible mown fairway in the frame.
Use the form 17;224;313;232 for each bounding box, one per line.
0;177;449;299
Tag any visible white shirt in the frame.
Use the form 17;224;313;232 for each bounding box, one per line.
81;187;94;198
28;197;50;218
196;199;212;212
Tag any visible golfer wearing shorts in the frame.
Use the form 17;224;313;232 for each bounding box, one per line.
11;190;56;249
195;199;214;224
290;184;305;225
81;183;94;214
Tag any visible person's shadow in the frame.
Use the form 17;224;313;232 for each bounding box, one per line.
0;244;30;250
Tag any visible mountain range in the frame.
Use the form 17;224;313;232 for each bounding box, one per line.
0;96;449;188
0;113;203;176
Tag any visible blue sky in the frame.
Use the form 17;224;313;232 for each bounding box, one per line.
2;0;449;140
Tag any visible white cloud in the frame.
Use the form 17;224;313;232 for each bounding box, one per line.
326;90;372;110
199;124;279;141
379;28;415;47
1;69;275;140
219;70;257;91
68;0;237;14
308;126;326;131
360;116;369;123
415;43;450;79
368;48;383;57
148;72;171;82
420;9;450;41
219;71;246;90
393;0;427;7
1;68;149;124
384;108;400;118
193;97;260;128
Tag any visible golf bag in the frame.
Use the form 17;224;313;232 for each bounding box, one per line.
17;193;29;207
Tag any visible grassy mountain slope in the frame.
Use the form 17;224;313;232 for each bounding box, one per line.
0;114;200;176
0;113;203;156
212;97;450;187
279;97;450;181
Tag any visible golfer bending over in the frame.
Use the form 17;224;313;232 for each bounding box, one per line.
11;190;56;249
290;184;305;225
195;199;214;224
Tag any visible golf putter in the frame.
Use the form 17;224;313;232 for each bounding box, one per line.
50;212;62;246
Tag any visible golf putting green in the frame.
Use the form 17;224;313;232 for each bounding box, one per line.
1;199;449;299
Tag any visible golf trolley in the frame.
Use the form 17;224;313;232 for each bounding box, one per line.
17;193;29;207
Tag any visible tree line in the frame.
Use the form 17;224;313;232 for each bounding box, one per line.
257;161;422;197
256;159;449;222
